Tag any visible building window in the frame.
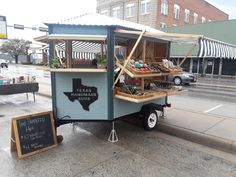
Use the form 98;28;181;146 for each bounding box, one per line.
184;9;190;23
193;13;198;24
126;3;135;18
202;16;206;23
112;6;120;18
100;9;109;16
174;4;180;19
141;0;150;15
161;0;168;15
160;22;167;28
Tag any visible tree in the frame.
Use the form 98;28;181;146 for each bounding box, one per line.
0;38;32;64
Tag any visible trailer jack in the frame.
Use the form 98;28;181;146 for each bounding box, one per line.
108;121;118;143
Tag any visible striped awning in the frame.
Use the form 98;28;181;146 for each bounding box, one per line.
35;34;105;60
41;41;103;60
55;41;103;60
198;37;236;59
56;41;102;53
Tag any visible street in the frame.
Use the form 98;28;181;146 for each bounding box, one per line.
169;94;236;120
0;94;236;177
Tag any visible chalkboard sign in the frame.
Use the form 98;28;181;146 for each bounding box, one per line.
11;111;57;158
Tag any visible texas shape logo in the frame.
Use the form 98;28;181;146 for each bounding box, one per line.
64;78;98;111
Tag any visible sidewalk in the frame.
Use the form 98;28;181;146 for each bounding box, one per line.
37;76;236;154
158;108;236;154
196;76;236;88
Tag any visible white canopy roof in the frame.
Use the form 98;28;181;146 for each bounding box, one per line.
45;13;163;33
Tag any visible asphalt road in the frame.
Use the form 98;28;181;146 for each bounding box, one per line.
169;94;236;120
0;94;236;177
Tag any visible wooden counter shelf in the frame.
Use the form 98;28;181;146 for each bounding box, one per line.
115;92;167;103
115;89;188;103
50;68;107;73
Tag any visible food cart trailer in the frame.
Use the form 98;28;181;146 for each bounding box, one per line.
35;14;215;142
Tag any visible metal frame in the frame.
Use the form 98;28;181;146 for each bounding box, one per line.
107;27;115;120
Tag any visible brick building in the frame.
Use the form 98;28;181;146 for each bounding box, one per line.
97;0;228;29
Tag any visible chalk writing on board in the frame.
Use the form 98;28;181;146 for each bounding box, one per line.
16;113;55;155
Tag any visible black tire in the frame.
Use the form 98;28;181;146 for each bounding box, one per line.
143;110;158;131
173;76;182;86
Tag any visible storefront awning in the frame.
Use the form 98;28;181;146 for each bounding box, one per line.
198;37;236;59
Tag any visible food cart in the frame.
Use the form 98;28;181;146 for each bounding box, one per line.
35;14;205;142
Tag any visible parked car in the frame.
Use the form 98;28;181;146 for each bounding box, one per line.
168;72;197;86
0;59;9;68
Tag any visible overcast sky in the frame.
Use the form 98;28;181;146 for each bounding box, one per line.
0;0;97;42
205;0;236;19
0;0;235;42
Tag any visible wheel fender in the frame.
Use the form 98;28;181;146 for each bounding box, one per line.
141;103;164;115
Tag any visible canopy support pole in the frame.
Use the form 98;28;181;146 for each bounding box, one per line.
197;58;200;75
113;30;146;88
141;40;146;91
179;44;197;67
211;58;215;77
218;58;223;77
66;40;72;68
189;58;193;73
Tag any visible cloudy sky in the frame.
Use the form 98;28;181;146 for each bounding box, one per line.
205;0;236;19
0;0;97;41
0;0;235;41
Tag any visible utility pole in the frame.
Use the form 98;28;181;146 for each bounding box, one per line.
137;0;140;23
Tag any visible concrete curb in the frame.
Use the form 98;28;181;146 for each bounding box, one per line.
158;122;236;154
196;83;236;89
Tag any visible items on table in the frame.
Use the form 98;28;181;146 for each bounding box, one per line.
126;59;182;74
0;75;36;85
127;59;153;74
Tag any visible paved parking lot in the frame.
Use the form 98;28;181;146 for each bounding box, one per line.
1;94;236;177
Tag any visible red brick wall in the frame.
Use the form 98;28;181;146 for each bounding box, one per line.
156;0;229;28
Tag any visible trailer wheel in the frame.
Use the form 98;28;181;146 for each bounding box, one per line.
143;110;158;131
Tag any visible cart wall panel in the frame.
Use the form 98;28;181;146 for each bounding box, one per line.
114;98;166;118
54;73;108;120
